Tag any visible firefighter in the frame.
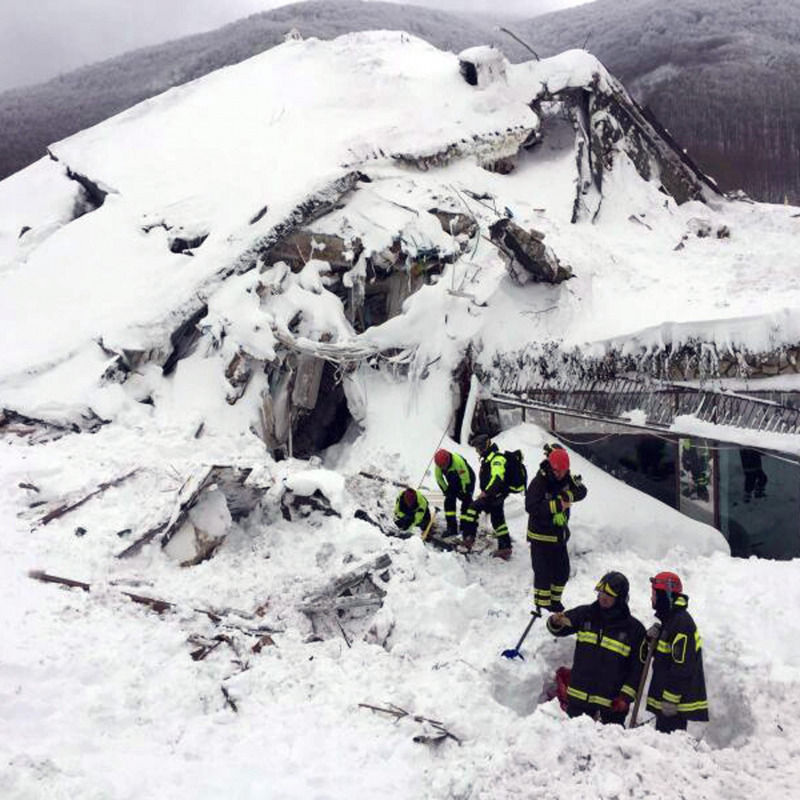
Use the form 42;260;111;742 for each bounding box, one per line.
547;571;647;725
393;487;431;535
646;571;709;733
433;449;475;541
525;444;587;612
461;434;512;559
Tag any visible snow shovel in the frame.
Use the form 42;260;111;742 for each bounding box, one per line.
628;634;657;728
501;610;542;660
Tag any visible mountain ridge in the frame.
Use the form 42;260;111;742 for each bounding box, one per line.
1;0;798;203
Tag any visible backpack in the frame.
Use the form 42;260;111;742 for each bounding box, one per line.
504;449;527;493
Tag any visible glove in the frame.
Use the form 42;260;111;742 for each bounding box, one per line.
552;511;567;527
548;612;571;629
646;623;662;641
660;700;678;717
611;696;629;714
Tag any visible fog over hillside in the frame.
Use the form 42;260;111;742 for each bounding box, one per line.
515;0;800;204
0;1;527;182
0;0;798;203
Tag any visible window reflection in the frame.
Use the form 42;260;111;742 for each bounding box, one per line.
679;438;715;526
720;448;800;559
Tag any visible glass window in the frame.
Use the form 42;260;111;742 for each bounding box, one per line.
679;438;714;527
719;447;800;559
567;432;678;509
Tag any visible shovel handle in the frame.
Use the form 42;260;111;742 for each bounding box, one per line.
629;635;657;728
510;610;542;651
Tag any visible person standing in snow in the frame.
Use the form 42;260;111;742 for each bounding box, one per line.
393;487;431;536
546;571;647;725
433;449;475;542
525;444;587;612
460;434;512;559
646;571;709;733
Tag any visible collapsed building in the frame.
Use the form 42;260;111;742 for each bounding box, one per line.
2;37;799;562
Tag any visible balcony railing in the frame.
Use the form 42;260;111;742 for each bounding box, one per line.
492;376;800;435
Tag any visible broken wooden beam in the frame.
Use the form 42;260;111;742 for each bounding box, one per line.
34;469;139;528
28;570;90;591
28;570;282;638
116;521;168;559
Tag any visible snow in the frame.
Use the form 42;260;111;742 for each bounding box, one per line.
1;30;800;800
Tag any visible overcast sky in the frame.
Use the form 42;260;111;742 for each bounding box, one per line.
0;0;593;93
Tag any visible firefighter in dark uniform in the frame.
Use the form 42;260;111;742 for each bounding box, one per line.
646;571;709;733
433;449;475;541
393;487;431;535
461;434;512;559
526;444;587;612
547;571;647;725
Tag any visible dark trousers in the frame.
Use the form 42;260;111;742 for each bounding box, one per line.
743;469;767;496
566;701;626;727
462;495;511;550
530;540;570;609
655;713;687;734
443;491;472;536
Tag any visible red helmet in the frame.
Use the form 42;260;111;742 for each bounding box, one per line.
548;448;570;472
402;488;417;507
651;571;683;595
434;449;451;469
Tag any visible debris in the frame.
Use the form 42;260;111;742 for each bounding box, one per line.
628;214;653;230
28;570;282;638
299;555;391;615
116;521;168;559
489;218;572;284
116;466;267;564
221;686;239;713
34;469;139;528
187;633;232;661
251;634;276;654
336;619;352;648
359;702;462;745
300;554;392;643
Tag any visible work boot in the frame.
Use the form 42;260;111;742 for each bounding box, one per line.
462;536;475;552
492;548;512;561
550;600;565;612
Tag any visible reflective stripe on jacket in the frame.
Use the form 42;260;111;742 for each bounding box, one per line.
646;595;709;720
547;601;647;709
526;459;587;544
479;445;507;497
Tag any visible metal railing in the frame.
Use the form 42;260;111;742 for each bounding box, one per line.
492;376;800;436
